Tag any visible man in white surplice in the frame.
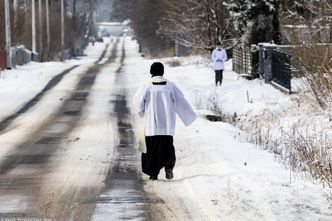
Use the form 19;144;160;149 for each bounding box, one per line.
133;62;197;180
211;42;227;86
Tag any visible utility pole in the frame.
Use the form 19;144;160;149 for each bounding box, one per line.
61;0;65;57
13;0;18;43
32;0;36;53
46;0;50;60
71;0;77;56
5;0;12;69
38;0;43;60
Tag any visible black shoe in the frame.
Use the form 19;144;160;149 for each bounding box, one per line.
165;169;173;179
149;175;158;180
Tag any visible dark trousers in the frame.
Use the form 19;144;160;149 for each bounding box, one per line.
215;70;223;86
142;135;176;177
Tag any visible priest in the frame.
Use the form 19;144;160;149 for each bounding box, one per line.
133;62;197;180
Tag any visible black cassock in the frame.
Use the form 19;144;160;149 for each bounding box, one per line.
141;135;176;177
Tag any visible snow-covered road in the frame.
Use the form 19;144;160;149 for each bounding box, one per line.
0;37;330;221
0;37;126;220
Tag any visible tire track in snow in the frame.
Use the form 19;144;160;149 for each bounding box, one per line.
0;40;112;175
91;39;153;220
0;39;114;135
0;39;119;220
92;38;179;221
0;65;79;134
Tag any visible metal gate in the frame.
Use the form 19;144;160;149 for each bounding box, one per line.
271;50;291;93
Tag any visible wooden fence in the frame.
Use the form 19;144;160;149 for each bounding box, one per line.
232;44;251;75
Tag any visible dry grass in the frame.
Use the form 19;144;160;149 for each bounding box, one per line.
291;43;332;109
282;21;332;109
166;58;182;67
283;128;332;188
246;117;332;188
203;94;240;123
154;48;176;58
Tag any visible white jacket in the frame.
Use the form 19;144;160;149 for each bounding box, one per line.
133;77;197;136
211;48;227;70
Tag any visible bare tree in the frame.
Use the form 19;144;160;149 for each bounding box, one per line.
111;0;174;56
159;0;235;51
281;1;332;108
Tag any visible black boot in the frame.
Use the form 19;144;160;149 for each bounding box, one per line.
165;169;174;179
149;175;158;180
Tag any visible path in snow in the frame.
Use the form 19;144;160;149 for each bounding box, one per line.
0;65;79;134
92;40;153;220
0;39;118;220
0;37;166;221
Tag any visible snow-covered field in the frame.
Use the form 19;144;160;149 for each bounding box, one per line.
0;37;331;220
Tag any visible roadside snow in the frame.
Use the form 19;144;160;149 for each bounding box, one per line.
0;40;110;157
124;38;332;220
0;41;107;121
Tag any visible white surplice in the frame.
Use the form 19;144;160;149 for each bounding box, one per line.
133;76;197;137
211;48;227;70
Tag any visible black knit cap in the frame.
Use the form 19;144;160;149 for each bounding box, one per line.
150;62;164;76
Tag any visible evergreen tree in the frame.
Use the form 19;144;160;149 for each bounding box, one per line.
225;0;249;36
226;0;281;45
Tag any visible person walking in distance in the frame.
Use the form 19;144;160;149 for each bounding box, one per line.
133;62;197;180
211;42;227;86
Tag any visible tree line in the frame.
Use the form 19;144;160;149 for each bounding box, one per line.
112;0;332;108
1;0;331;107
110;0;330;52
111;0;285;55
